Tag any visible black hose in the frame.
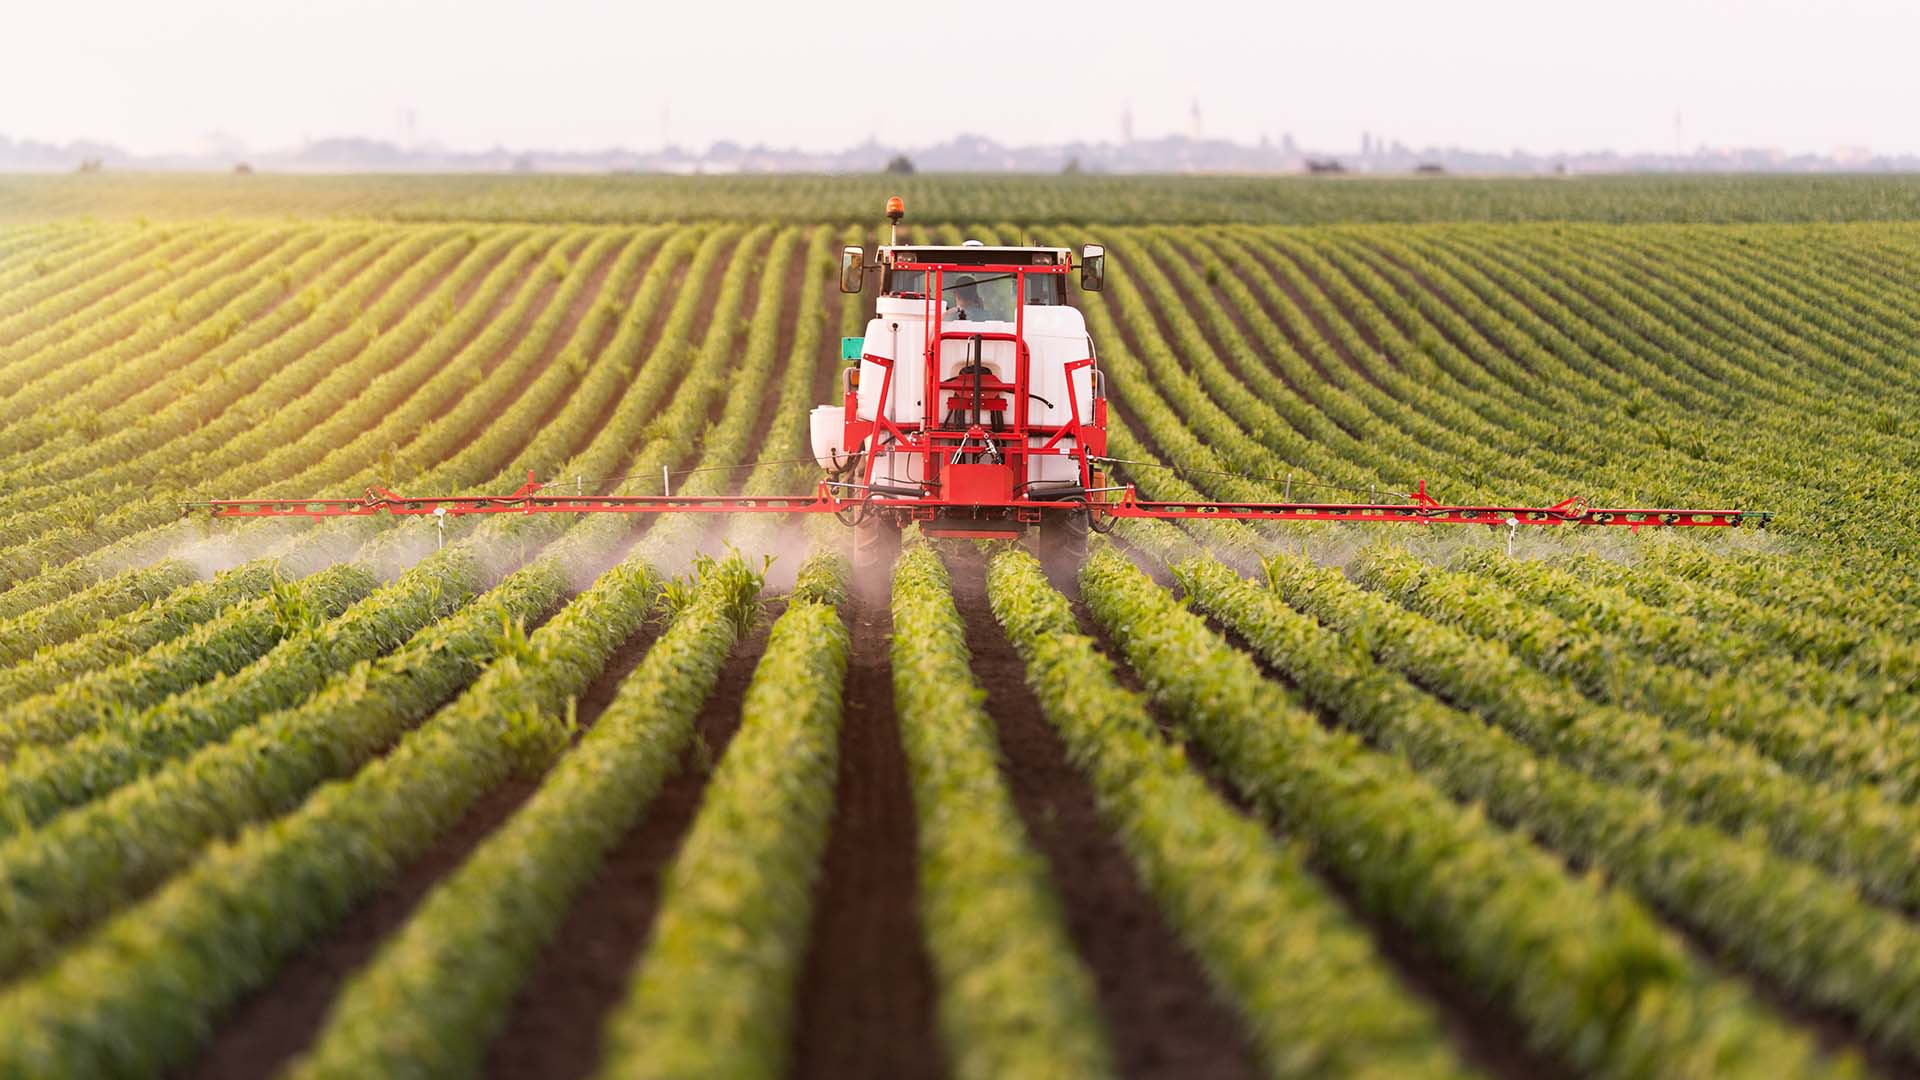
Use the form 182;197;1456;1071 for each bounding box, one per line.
971;335;984;430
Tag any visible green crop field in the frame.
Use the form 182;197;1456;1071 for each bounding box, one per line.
15;170;1920;224
0;176;1916;1078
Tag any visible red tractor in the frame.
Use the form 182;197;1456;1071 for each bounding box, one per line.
810;198;1113;561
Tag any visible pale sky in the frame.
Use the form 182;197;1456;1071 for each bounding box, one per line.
4;0;1915;157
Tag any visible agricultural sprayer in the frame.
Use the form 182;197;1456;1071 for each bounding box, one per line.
193;198;1769;559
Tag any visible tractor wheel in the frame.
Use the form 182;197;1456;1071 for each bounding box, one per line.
1035;508;1090;565
853;518;903;572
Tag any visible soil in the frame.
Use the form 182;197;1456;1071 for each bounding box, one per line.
788;585;945;1080
939;543;1261;1079
179;776;539;1080
570;615;668;730
477;603;775;1080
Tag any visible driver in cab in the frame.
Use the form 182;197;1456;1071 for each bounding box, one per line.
949;274;1006;322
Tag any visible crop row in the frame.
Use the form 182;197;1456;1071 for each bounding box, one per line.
1191;542;1920;1054
0;559;284;706
0;229;446;578
0;544;487;833
0;223;237;390
888;542;1111;1078
595;549;848;1079
0;227;236;390
0;226;150;331
1546;548;1919;690
1089;533;1843;1076
1385;228;1912;547
1260;546;1920;914
1094;361;1920;1062
0;559;199;664
0;219;796;997
1353;550;1920;800
0;539;589;1077
0;234;796;1043
1452;547;1904;714
0;227;327;457
0;222;719;652
0;562;377;766
31;173;1920;224
0;228;443;554
291;228;819;1074
987;544;1472;1077
0;224;613;676
0;555;568;982
286;553;761;1078
0;226;528;622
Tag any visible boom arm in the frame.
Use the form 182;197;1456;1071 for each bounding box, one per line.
190;474;1768;530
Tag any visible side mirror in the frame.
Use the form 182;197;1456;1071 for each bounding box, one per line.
839;246;865;294
1079;244;1106;292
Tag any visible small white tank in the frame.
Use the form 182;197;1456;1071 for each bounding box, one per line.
810;404;849;471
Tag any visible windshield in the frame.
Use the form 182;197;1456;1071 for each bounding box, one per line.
945;271;1016;322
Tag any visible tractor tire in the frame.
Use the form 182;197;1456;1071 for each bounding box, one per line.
1035;509;1090;565
853;518;903;572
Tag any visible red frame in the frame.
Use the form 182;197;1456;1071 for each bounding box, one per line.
840;259;1100;515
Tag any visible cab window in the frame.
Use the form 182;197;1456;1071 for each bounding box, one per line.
1023;273;1060;306
886;269;927;298
947;272;1015;321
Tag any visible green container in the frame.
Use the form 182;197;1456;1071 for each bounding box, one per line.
841;336;864;361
